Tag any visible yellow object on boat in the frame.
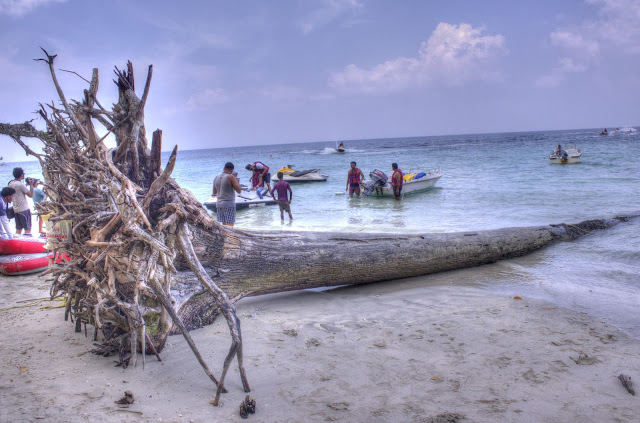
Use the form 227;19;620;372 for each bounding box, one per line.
275;167;295;174
403;173;416;181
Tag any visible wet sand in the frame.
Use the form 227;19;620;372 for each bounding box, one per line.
1;269;638;422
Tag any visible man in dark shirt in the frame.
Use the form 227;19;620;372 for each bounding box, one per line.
272;172;293;221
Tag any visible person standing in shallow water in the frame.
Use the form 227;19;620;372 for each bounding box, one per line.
213;162;242;227
272;172;293;221
346;161;365;197
391;162;403;201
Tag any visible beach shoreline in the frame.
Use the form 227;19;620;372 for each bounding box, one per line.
1;270;638;423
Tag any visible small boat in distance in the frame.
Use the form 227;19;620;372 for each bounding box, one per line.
549;143;582;164
361;168;442;197
599;128;608;136
336;142;346;153
203;190;277;211
272;166;328;183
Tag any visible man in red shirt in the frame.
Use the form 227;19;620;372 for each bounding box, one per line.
345;161;365;197
246;161;272;199
272;172;293;221
391;162;403;201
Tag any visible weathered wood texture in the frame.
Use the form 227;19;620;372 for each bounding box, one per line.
173;216;633;330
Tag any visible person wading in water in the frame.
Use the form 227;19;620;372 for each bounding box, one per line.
346;161;365;197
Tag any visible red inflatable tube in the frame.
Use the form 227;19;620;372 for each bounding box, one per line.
0;237;47;255
0;253;52;275
0;252;69;276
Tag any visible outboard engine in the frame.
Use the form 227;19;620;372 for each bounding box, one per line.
362;169;389;196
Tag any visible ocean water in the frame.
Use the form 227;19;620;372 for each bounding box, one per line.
2;127;639;338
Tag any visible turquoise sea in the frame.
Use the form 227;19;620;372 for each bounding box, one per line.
3;127;639;338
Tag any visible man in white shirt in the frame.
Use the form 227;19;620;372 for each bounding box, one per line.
8;167;34;236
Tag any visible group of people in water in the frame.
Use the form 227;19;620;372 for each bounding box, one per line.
1;167;47;239
213;160;406;227
213;161;293;227
347;161;404;200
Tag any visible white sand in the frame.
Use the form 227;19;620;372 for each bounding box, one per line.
1;270;638;423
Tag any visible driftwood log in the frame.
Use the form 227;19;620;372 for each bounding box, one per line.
0;50;635;406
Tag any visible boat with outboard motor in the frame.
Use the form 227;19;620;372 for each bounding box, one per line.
549;143;582;164
203;190;277;211
271;166;328;183
361;167;442;197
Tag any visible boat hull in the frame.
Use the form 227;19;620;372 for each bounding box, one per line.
549;156;581;164
550;144;581;164
203;193;277;211
366;173;442;197
271;174;328;183
0;253;52;276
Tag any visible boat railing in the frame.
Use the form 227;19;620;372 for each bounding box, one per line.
404;166;441;176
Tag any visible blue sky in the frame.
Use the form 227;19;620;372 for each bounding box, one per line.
1;0;639;161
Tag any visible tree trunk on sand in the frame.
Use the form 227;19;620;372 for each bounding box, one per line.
173;216;633;330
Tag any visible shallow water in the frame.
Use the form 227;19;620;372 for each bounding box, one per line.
3;127;639;337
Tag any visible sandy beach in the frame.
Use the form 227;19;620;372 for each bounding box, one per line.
1;267;638;423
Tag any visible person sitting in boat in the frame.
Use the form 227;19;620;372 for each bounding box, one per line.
554;145;568;161
245;161;272;199
391;163;403;201
346;161;365;197
0;187;16;239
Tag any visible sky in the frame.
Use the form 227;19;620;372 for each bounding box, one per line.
1;0;639;162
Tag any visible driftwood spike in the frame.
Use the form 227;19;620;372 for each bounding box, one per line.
618;374;635;395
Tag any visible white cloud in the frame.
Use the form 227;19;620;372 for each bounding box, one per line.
0;0;65;17
540;0;640;86
587;0;640;51
328;23;506;94
558;57;588;73
536;57;588;87
260;84;303;102
185;88;231;110
298;0;363;34
550;31;599;57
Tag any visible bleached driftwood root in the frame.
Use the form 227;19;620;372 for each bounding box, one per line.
1;49;246;405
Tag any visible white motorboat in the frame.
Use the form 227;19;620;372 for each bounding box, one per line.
272;166;329;183
361;168;442;197
203;190;276;211
549;143;582;164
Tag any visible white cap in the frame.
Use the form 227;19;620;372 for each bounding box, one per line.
255;163;264;170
